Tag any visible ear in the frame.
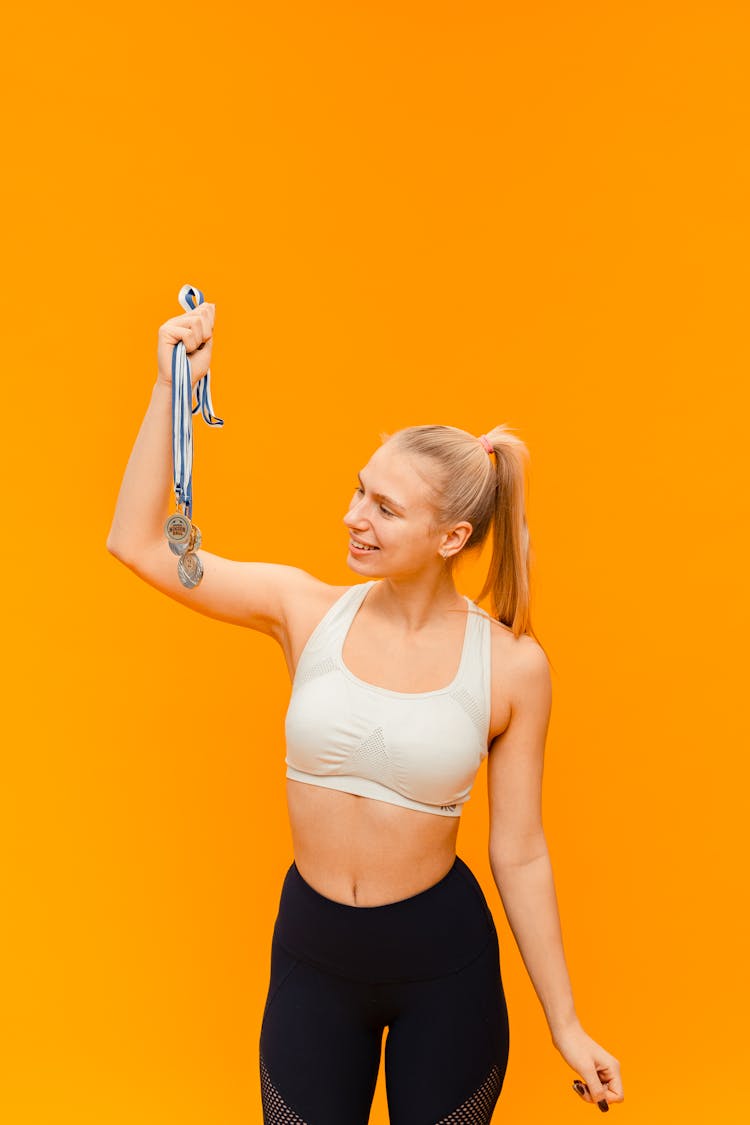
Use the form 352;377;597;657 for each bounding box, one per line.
440;521;474;559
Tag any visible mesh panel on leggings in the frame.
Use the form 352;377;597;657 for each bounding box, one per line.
435;1062;503;1124
260;1053;308;1125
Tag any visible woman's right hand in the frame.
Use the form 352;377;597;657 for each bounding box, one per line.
156;302;216;389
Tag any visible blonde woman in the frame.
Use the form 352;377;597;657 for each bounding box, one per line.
107;300;624;1123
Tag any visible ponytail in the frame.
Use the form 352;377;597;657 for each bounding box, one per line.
474;425;537;642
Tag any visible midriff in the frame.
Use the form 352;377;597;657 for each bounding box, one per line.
286;778;460;906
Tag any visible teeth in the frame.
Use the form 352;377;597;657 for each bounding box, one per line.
351;539;377;550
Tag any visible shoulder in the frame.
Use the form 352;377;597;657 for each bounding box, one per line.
283;569;355;619
485;615;551;730
493;622;550;693
283;572;363;652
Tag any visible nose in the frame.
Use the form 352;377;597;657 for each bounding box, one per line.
343;511;367;532
343;495;369;531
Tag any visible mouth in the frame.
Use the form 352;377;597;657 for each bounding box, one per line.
349;537;379;553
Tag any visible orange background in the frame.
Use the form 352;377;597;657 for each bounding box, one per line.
2;2;749;1122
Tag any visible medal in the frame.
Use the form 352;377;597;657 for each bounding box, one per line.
164;512;192;545
177;550;204;588
164;284;223;588
168;524;202;556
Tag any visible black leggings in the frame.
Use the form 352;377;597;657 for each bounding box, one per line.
259;856;510;1124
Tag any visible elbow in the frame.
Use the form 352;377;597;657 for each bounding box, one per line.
106;534;126;561
489;832;549;873
106;534;137;567
106;536;159;575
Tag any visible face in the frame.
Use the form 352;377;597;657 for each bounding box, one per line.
343;442;469;576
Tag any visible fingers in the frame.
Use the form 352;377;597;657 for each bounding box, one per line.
156;303;215;386
161;304;214;342
158;312;213;354
192;303;214;351
572;1063;625;1111
595;1056;624;1106
163;322;199;347
588;1063;611;1109
572;1078;608;1110
198;301;215;331
191;302;215;344
558;1028;623;1112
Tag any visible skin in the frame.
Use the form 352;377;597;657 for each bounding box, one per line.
106;301;624;1111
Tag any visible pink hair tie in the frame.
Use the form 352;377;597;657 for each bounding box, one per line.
478;434;494;456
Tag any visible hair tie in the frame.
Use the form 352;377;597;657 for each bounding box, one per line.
478;434;494;456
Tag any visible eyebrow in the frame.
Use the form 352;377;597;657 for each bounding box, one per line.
357;471;406;512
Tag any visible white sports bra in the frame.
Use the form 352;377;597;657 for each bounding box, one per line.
284;580;493;817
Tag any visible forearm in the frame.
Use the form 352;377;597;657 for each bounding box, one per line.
490;846;579;1040
106;380;173;559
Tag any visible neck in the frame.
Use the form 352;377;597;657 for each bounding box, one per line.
366;571;466;633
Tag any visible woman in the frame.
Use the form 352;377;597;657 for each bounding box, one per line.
107;300;624;1123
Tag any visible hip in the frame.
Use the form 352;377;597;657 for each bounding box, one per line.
271;853;498;984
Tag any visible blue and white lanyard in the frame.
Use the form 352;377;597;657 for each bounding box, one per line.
171;284;224;521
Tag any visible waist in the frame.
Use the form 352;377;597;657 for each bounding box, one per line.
286;777;460;904
272;855;497;983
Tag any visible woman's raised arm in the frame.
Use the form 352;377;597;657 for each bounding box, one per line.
105;302;320;639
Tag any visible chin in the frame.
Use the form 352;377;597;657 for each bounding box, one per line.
346;553;373;569
346;552;384;574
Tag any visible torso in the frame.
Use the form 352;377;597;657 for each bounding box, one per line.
279;580;518;906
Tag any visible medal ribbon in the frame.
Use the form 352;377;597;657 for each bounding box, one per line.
171;284;224;521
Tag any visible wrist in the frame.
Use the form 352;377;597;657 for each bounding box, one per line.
549;1012;582;1045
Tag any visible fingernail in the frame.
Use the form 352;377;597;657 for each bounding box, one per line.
572;1081;586;1097
598;1100;609;1112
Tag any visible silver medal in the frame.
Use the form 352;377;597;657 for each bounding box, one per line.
177;550;204;588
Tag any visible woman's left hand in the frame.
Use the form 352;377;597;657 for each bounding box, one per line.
552;1022;624;1112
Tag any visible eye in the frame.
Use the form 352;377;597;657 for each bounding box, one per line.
352;485;394;518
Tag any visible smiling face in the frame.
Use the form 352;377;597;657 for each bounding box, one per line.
343;441;471;577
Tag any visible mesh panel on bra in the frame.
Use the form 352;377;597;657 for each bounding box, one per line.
260;1053;308;1125
435;1062;503;1124
293;656;338;688
449;685;486;739
351;726;398;786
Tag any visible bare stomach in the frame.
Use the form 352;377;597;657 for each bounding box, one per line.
286;778;460;906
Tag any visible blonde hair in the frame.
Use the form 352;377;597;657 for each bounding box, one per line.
382;423;543;648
